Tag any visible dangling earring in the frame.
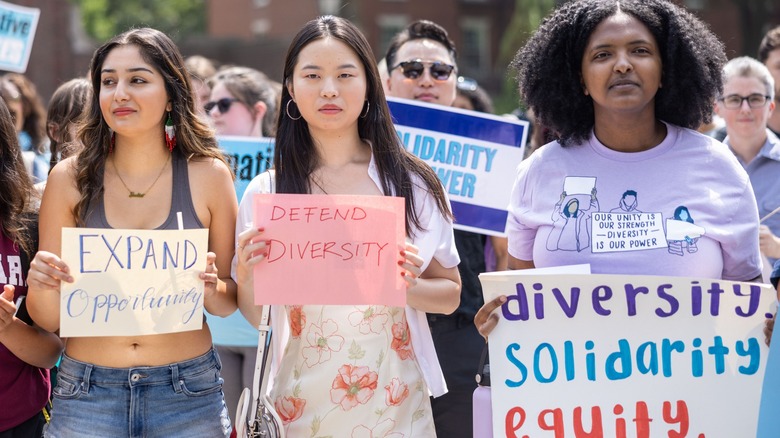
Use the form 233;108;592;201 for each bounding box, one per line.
285;100;302;120
164;111;176;152
360;100;370;119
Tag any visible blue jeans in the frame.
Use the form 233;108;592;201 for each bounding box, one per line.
45;349;231;437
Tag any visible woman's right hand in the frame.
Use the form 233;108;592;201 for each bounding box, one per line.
474;295;507;341
235;227;269;279
28;250;73;291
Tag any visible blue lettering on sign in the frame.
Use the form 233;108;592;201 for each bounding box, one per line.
78;233;199;273
502;336;761;386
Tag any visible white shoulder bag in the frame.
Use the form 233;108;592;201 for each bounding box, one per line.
235;305;285;438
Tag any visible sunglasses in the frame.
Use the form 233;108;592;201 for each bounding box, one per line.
393;60;455;81
204;97;240;114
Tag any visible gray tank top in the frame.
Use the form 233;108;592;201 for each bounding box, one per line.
83;152;204;229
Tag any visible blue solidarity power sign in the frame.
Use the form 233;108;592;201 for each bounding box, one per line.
387;97;528;236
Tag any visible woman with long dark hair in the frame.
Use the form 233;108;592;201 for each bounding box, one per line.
26;28;237;436
234;16;461;436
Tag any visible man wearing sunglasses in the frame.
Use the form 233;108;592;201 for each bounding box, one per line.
384;20;485;438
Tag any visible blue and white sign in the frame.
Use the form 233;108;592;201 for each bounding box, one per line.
0;1;39;73
388;97;528;236
218;135;275;201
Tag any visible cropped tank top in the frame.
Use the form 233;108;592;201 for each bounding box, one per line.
83;152;204;230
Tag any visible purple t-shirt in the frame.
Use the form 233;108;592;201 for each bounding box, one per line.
0;232;50;430
508;122;762;281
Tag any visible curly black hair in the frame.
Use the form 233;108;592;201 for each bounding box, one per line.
513;0;726;146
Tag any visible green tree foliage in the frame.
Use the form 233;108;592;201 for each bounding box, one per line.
495;0;557;114
73;0;206;43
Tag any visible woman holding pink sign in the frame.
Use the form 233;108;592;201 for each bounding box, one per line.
26;28;237;436
234;16;462;437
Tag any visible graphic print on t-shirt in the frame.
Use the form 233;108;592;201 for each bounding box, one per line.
546;177;705;255
545;176;599;252
665;205;705;256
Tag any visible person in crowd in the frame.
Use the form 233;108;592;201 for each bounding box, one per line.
233;15;461;436
0;73;49;183
452;76;508;273
715;57;779;271
0;96;63;438
204;64;278;424
383;20;485;437
207;66;277;138
475;0;762;337
759;26;780;137
185;55;218;119
46;77;92;169
25;28;237;437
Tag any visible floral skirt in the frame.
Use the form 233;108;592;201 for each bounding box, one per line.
269;305;436;437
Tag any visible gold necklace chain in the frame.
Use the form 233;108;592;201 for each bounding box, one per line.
112;153;171;198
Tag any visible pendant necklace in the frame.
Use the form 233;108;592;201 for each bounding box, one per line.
112;153;171;198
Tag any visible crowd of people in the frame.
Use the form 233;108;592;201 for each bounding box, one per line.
2;0;780;436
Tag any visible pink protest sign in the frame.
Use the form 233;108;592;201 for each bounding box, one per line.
252;194;406;306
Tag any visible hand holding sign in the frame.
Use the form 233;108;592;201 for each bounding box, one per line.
0;285;15;331
399;243;422;287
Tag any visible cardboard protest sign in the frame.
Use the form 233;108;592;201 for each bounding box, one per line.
387;97;528;236
480;272;774;437
252;194;405;306
0;1;38;73
218;135;275;201
59;227;209;337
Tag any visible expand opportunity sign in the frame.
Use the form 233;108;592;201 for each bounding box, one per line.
480;272;774;437
59;228;209;337
388;97;528;236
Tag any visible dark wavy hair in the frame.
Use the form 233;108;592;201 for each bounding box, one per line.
74;27;228;224
758;25;780;64
384;20;457;76
275;16;451;235
1;73;47;153
513;0;726;146
0;97;36;255
47;77;91;168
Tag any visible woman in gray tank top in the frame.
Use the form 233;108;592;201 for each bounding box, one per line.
26;28;238;437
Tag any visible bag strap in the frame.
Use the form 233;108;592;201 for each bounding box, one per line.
249;304;272;424
475;342;490;386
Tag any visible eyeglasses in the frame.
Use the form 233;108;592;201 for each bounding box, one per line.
718;93;771;109
393;60;455;81
204;97;240;114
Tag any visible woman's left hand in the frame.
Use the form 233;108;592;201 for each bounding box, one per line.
399;243;423;288
200;252;220;298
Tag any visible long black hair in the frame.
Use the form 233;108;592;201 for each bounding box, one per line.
275;16;451;235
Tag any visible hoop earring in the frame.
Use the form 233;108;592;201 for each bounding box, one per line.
285;100;302;120
360;100;370;119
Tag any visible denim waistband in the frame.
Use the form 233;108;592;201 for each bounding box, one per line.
57;348;221;388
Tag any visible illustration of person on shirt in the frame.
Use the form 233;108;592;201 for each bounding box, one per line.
666;205;704;256
546;187;599;252
610;190;642;213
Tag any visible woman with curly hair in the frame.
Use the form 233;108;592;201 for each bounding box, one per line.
26;28;237;436
476;0;762;336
